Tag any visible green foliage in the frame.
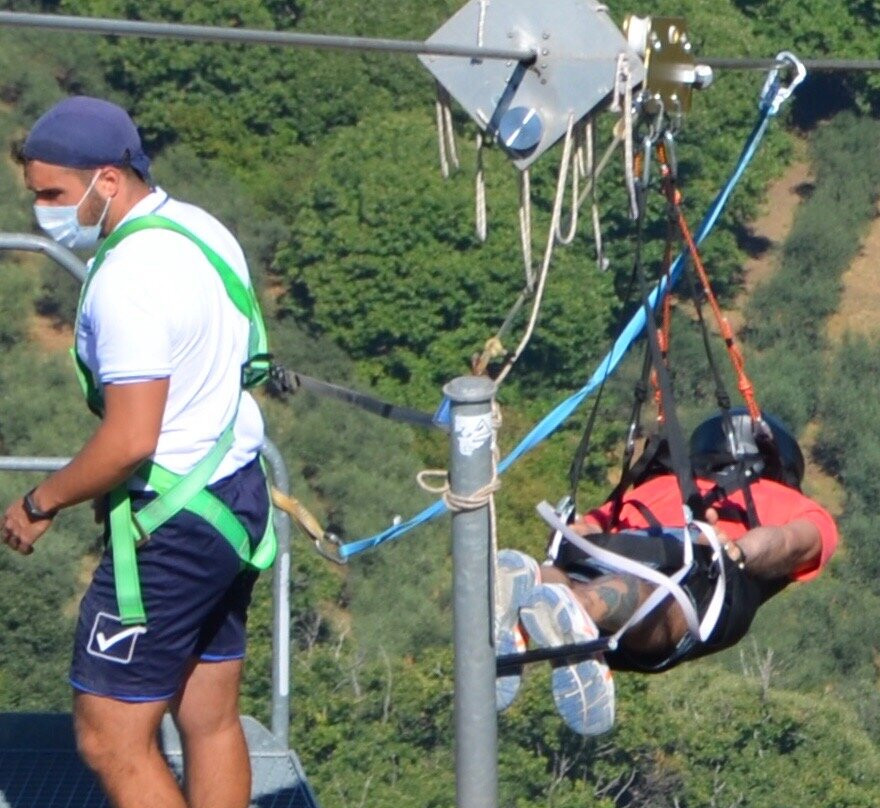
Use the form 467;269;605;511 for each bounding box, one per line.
745;114;880;430
277;107;616;404
4;3;880;807
292;640;880;808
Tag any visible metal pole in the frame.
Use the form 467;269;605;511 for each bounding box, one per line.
0;457;69;471
260;438;293;749
0;11;537;63
0;234;87;282
445;376;498;808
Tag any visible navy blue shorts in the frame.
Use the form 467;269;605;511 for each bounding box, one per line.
70;457;270;702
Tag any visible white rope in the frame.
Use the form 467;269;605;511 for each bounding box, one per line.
553;121;585;246
611;52;639;219
475;132;488;242
417;469;501;512
518;169;534;289
575;131;621;211
477;0;489;47
435;83;460;179
494;112;577;387
418;404;502;626
586;118;608;271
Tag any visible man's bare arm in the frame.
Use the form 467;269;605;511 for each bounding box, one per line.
733;518;822;579
30;378;169;512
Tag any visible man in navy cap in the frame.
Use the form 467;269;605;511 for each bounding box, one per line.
2;96;274;808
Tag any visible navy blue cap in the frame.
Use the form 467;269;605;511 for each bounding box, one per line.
22;96;151;182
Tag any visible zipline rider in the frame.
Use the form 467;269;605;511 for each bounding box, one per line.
2;96;274;808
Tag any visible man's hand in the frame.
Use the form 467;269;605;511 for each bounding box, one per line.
2;496;53;555
572;518;603;537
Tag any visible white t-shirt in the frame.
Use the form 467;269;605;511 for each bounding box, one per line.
76;188;265;484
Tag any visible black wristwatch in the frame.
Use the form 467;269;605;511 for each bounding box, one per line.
23;488;58;521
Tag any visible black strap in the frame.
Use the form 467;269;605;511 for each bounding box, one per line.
632;182;703;521
606;433;668;527
567;248;644;505
269;365;440;430
699;467;762;529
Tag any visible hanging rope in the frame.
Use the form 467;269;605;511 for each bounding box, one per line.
554;120;586;245
435;82;460;178
611;52;638;219
518;168;534;287
475;132;488;242
492;112;577;387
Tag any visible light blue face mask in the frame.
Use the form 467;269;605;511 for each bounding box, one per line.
33;171;111;250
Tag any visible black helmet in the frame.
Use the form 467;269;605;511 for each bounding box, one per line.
689;407;805;490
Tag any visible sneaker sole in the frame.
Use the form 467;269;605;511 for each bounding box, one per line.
494;551;538;712
520;584;615;735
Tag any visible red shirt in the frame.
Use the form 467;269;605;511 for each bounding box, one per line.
584;475;838;582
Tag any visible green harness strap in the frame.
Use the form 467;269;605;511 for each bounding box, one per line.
74;214;277;626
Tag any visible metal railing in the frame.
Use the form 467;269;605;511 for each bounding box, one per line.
0;236;293;748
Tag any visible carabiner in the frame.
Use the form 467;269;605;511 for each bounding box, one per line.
760;51;807;116
314;531;347;565
544;494;576;563
641;134;654;189
661;130;678;182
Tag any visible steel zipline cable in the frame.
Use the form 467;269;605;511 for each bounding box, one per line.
0;10;537;63
703;56;880;72
1;10;880;72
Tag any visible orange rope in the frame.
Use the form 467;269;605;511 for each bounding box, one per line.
659;166;762;422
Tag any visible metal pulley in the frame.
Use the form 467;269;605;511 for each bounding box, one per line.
420;0;645;168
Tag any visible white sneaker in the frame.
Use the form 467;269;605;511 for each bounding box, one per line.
519;583;615;735
494;550;540;711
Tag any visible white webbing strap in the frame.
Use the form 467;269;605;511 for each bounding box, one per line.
691;518;727;641
536;501;726;644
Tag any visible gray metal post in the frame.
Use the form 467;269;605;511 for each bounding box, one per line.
444;376;498;808
260;438;293;749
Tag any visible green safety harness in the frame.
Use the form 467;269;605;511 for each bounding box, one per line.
73;214;277;626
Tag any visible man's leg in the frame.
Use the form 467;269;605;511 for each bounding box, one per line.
541;566;688;655
74;692;186;808
170;658;251;808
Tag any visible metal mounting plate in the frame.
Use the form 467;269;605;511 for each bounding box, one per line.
420;0;645;169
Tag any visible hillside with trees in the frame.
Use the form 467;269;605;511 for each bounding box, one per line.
1;0;880;805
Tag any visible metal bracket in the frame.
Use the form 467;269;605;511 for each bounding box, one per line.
625;15;700;115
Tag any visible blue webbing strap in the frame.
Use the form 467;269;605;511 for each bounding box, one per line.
338;62;798;560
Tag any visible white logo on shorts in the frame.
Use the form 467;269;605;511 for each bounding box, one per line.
86;612;147;664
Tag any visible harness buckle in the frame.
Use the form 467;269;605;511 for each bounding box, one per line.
268;362;297;394
545;494;575;562
314;531;347;565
